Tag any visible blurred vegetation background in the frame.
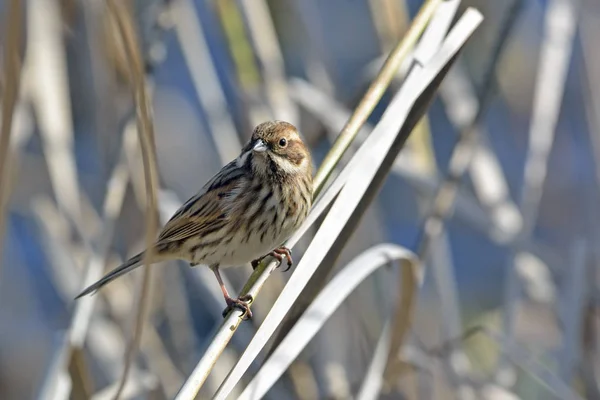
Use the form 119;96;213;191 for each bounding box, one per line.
0;0;599;399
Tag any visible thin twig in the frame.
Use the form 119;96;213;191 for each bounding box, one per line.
105;1;160;399
425;325;484;358
0;0;23;269
467;327;585;400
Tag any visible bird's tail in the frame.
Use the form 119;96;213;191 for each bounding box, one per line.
75;252;145;299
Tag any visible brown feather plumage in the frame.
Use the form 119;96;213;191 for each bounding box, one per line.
75;121;313;318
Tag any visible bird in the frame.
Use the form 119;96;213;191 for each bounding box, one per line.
75;121;313;319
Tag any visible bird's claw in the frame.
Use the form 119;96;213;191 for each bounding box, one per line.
222;294;253;320
251;247;293;271
271;246;293;272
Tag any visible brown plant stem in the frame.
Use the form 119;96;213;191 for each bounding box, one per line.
0;0;23;272
104;1;160;399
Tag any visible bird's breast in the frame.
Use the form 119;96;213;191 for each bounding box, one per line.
190;178;310;268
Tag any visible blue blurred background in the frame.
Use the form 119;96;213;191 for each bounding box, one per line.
1;0;599;398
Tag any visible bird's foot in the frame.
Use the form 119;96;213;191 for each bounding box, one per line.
251;247;293;272
222;294;253;320
271;246;293;272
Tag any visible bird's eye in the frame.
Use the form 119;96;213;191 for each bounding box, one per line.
279;138;287;147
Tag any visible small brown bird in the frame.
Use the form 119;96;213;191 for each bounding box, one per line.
76;121;313;318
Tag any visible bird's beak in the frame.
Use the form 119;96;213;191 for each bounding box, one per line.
253;139;268;153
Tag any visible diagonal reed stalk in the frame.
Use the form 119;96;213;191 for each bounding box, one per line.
211;9;484;398
237;245;420;400
173;1;449;397
312;0;443;198
0;0;23;273
104;1;160;399
250;0;444;337
267;0;446;358
269;0;458;375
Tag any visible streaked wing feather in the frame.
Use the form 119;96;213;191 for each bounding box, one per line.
158;161;245;243
158;215;220;243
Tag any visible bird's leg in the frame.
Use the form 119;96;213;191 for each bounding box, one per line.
251;246;293;272
210;264;253;319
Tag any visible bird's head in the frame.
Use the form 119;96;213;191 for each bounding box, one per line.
245;121;312;179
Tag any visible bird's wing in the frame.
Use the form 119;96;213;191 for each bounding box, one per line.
157;160;245;244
